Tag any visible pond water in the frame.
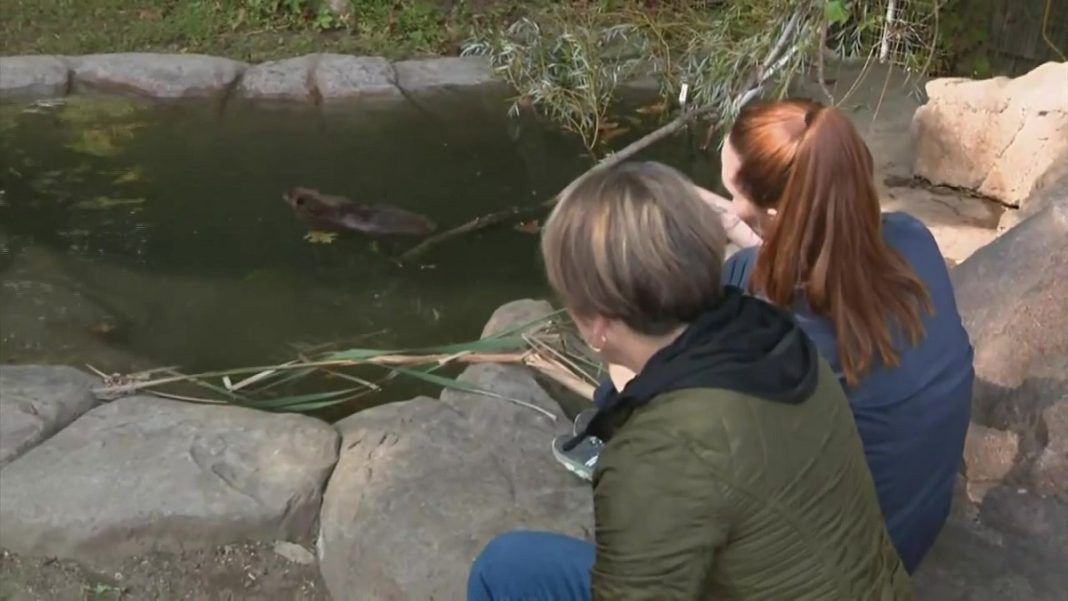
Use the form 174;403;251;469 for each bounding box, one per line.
0;93;720;412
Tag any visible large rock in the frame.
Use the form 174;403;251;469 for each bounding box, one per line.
317;362;592;601
237;55;318;103
480;298;555;339
0;56;70;100
0;365;97;468
72;53;247;99
912;61;1068;209
952;192;1068;393
314;55;401;105
0;397;338;563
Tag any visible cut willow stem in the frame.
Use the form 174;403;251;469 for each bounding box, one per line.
400;93;738;263
817;20;834;104
93;352;531;398
401;12;810;263
524;353;597;400
879;0;897;63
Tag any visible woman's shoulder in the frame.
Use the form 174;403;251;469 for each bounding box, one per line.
881;211;938;246
721;245;760;288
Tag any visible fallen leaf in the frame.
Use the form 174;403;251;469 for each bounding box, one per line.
636;100;667;115
514;220;540;234
113;167;145;185
90;322;117;336
597;121;630;145
137;8;163;21
74;196;146;210
304;231;338;244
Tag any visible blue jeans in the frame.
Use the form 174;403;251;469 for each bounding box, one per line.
467;530;594;601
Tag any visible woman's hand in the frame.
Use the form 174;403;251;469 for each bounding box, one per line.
693;186;763;249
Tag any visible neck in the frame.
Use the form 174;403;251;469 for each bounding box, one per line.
615;324;688;376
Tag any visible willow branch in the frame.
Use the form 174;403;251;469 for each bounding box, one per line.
399;98;725;262
398;203;547;262
817;19;834;104
400;10;809;262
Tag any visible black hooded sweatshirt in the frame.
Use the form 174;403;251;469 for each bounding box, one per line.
563;286;820;451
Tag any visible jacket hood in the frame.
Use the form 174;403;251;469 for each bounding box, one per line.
564;286;820;450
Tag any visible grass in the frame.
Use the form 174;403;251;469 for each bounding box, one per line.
0;0;542;63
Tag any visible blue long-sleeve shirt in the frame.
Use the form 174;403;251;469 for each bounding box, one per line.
721;211;974;573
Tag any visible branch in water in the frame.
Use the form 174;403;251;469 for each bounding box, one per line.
399;100;723;263
400;13;808;262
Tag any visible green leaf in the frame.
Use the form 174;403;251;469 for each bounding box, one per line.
245;387;361;410
389;365;557;421
73;196;146;210
825;1;850;26
324;335;534;362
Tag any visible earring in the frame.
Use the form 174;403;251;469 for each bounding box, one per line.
590;336;606;353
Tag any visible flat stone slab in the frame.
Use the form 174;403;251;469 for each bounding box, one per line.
72;53;246;99
314;55;401;104
237;55;317;102
0;365;97;468
0;396;338;563
318;363;591;601
0;56;70;100
394;56;501;96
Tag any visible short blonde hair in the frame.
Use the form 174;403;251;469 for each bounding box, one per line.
540;161;726;336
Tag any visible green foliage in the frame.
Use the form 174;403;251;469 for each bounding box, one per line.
825;0;850;26
934;0;994;76
233;0;449;49
465;1;823;153
0;0;494;62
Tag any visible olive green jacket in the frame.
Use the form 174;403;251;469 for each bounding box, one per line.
590;359;913;600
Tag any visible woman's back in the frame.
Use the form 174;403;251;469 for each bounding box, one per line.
722;211;974;570
595;356;911;599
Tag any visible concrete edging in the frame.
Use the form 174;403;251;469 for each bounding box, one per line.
0;52;509;107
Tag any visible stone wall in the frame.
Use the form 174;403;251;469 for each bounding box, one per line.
0;53;507;107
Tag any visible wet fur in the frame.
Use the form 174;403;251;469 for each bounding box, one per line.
282;187;437;237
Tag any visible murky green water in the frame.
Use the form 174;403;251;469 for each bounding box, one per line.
0;93;719;410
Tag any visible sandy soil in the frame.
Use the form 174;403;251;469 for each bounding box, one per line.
0;542;328;601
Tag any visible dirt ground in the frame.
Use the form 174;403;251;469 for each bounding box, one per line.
0;542;329;601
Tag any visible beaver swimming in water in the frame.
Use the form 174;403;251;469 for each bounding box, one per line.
283;187;437;237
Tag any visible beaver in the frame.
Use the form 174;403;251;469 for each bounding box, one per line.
282;187;437;237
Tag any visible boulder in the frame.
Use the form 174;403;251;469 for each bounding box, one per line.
0;365;98;468
0;397;338;563
911;61;1068;209
951;192;1068;393
237;55;318;103
72;53;246;99
317;362;592;601
961;424;1019;503
314;55;402;105
0;56;70;100
480;298;555;339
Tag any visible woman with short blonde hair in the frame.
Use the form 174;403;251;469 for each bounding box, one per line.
467;160;911;600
